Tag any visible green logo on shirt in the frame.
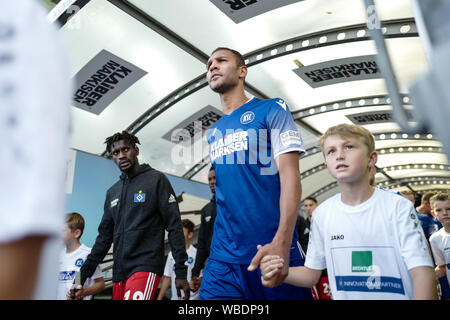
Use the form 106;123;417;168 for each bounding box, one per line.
352;251;373;272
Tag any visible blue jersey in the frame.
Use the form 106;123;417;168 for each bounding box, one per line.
207;97;305;264
417;212;442;240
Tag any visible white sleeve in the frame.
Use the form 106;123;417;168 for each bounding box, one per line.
266;99;305;159
396;201;434;270
429;234;445;266
163;252;174;277
304;212;327;270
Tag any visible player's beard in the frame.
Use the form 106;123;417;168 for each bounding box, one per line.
209;74;239;94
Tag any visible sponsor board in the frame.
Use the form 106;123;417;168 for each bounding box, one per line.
72;49;147;115
210;0;304;23
347;110;413;125
163;105;223;144
293;55;381;88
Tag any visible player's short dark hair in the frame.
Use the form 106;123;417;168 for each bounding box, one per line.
209;166;215;172
105;131;140;154
211;47;246;67
304;196;318;204
182;219;195;234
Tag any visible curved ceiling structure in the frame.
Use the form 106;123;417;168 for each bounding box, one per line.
48;0;449;203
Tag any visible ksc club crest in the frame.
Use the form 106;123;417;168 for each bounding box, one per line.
240;111;255;124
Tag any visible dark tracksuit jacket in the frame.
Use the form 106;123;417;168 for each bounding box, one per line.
79;164;187;285
191;197;216;278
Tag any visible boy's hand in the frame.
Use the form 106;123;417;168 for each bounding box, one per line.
189;276;202;292
66;284;83;300
248;244;289;288
260;255;284;287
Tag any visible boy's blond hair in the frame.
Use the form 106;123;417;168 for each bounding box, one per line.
66;212;85;238
430;192;449;207
318;123;375;154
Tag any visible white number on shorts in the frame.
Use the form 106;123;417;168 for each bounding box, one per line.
124;290;144;300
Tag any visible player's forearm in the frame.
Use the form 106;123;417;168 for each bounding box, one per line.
275;165;301;246
284;266;321;288
410;266;438;300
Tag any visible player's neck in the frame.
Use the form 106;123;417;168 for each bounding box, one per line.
220;87;249;115
185;242;191;250
339;181;375;206
66;241;82;254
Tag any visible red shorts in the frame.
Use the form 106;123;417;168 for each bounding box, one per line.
112;272;162;300
312;275;332;300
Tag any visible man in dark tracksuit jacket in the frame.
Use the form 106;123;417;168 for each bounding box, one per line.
190;167;216;292
73;131;189;300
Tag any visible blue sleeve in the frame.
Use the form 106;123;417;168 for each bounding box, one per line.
266;98;305;158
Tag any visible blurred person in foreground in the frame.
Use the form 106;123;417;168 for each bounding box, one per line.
0;1;71;299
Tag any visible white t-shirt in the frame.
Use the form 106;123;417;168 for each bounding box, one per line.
0;1;71;299
57;244;103;300
305;188;433;300
429;228;450;287
163;245;201;300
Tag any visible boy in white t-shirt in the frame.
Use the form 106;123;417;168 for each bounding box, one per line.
254;124;437;299
429;193;450;289
58;213;105;300
157;219;200;300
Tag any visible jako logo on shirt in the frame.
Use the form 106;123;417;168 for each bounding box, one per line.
351;251;373;273
75;258;84;267
240;111;255;124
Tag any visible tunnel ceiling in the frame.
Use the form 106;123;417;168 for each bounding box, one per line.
52;0;449;203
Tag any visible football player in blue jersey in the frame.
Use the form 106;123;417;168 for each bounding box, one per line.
201;47;312;300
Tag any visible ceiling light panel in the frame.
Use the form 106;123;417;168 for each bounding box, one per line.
377;153;448;168
128;0;414;55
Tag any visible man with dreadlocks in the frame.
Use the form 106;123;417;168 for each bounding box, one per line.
74;131;190;300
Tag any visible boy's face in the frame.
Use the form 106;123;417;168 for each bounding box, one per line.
304;199;317;218
323;134;377;184
433;200;450;225
183;227;193;242
62;224;78;244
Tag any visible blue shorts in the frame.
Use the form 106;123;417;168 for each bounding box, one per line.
199;258;313;300
439;276;450;299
